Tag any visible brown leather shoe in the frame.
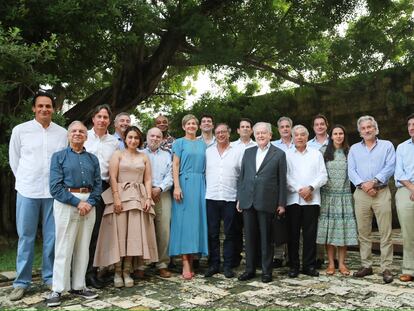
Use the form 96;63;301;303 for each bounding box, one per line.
382;269;394;284
353;266;373;278
132;270;145;279
159;268;172;278
399;274;413;282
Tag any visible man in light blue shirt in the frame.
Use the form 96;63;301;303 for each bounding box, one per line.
348;115;395;283
272;116;294;152
395;113;414;282
143;127;173;278
308;114;329;149
271;116;293;267
113;112;131;150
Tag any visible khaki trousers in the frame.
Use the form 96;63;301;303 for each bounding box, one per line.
354;187;393;271
396;187;414;275
53;193;96;292
154;191;172;269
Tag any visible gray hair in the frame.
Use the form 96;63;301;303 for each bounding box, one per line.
357;115;379;135
253;122;272;134
277;116;293;128
68;120;87;135
292;124;309;137
146;127;163;139
181;114;199;127
114;112;131;124
214;123;231;134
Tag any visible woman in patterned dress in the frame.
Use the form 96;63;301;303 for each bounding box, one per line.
317;125;358;276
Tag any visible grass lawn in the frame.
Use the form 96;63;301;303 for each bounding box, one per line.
0;238;42;272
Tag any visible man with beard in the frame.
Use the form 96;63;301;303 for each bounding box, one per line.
113;112;131;150
143;127;173;278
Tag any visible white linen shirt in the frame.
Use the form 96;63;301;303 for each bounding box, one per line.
256;143;270;172
84;128;119;181
205;144;243;201
286;146;328;206
9;119;67;198
230;138;257;149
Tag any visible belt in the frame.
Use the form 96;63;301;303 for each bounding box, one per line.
373;185;387;190
68;187;91;193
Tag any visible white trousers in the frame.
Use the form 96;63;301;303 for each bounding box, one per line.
52;193;95;293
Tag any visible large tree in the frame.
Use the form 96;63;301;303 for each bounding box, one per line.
0;0;413;233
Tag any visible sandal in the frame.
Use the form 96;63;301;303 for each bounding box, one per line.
339;266;350;276
326;266;335;275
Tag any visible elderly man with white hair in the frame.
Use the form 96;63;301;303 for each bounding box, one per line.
143;127;173;278
46;121;102;307
237;122;287;283
285;125;328;278
348;115;395;283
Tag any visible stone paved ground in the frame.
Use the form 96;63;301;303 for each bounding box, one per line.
1;249;414;310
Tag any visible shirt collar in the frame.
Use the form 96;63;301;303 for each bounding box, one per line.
69;146;86;154
146;146;161;154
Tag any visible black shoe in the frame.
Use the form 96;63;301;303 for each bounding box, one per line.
302;267;320;277
70;288;98;299
238;272;256;281
85;275;104;289
193;259;200;269
46;291;61;307
223;268;235;278
204;266;220;277
261;274;273;283
288;269;299;278
231;260;241;268
315;259;324;269
273;258;284;268
382;269;394;284
168;259;177;270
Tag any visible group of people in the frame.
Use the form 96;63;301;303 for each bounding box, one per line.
7;90;414;307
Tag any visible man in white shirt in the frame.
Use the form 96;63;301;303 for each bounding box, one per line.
272;116;294;152
197;114;216;147
205;123;244;278
84;104;119;288
231;118;257;149
113;112;131;150
230;118;256;267
8;90;67;301
286;125;328;278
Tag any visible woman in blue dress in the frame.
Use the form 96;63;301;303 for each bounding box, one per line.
169;114;208;280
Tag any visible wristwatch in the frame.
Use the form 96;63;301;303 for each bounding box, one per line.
309;185;314;191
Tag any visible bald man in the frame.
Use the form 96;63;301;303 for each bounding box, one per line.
143;128;173;277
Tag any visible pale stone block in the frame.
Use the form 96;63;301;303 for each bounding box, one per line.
22;294;44;305
62;304;88;310
193;284;230;296
1;271;16;280
186;296;211;305
83;300;112;309
365;296;403;308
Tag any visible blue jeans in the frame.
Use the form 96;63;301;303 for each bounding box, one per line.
14;193;55;288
